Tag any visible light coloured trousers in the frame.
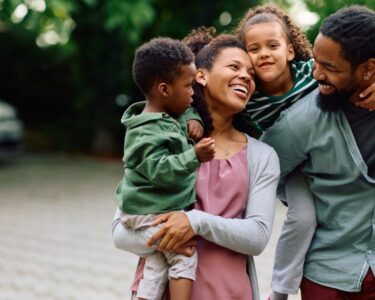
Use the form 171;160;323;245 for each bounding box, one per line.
120;212;197;300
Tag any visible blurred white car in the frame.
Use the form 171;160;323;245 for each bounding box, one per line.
0;100;23;158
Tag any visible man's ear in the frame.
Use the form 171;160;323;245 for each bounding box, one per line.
196;69;208;87
157;82;169;97
287;43;295;62
362;58;375;81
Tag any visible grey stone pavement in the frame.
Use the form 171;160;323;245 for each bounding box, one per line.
0;154;300;300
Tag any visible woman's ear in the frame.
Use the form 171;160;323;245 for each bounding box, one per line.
287;43;295;62
157;82;169;97
196;69;208;87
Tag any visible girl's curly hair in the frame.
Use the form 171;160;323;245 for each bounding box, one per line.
234;4;312;62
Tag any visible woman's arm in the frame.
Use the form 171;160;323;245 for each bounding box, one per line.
148;147;280;256
187;148;280;256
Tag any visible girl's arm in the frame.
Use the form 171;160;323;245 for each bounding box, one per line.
356;82;375;111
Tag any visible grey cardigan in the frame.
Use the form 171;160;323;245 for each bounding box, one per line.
112;135;280;300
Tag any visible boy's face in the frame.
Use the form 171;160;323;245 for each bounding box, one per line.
165;63;196;116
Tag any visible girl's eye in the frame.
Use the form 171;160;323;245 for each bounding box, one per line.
247;48;258;53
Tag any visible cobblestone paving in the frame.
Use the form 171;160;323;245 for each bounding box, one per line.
0;154;300;300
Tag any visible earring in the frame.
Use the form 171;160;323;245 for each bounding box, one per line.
202;82;206;87
364;73;371;81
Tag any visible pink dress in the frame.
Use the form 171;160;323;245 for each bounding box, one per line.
191;145;252;299
132;146;252;299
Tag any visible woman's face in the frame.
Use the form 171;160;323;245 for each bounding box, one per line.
202;47;255;114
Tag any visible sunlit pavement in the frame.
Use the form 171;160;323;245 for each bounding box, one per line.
0;154;300;300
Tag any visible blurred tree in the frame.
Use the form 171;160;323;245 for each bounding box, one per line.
303;0;375;42
267;0;374;43
0;0;260;155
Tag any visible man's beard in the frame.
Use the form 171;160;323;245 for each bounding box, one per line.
316;81;354;112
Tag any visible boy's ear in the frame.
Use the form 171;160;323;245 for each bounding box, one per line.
287;43;295;62
157;82;169;97
195;69;207;86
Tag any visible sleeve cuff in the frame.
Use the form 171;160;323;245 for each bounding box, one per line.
186;209;202;235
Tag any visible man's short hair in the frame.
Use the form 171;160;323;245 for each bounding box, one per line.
132;37;194;95
320;5;375;67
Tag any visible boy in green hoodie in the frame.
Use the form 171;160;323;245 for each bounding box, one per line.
116;37;215;300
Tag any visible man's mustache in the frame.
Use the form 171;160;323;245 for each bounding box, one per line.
316;80;333;86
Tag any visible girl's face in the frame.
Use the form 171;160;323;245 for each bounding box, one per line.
244;21;295;90
198;47;255;114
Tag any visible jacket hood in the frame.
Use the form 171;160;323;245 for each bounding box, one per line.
121;101;167;129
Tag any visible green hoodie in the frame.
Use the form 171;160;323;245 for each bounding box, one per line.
116;102;200;215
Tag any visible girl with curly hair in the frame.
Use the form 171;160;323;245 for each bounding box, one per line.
235;4;375;133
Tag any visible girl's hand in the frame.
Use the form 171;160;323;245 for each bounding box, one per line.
356;82;375;111
147;212;195;251
187;119;204;142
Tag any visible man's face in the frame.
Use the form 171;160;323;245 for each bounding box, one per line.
313;33;361;111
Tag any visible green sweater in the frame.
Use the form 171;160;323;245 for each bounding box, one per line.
116;102;200;215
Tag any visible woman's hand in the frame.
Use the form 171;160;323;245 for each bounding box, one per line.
147;211;195;251
356;82;375;111
187;119;204;142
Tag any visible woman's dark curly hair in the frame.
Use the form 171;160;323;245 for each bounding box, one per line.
182;27;247;136
132;37;194;95
320;5;375;68
234;4;312;62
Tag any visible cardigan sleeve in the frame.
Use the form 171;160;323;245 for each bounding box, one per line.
186;142;280;256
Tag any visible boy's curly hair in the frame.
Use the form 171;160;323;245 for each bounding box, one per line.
132;37;194;95
234;4;312;62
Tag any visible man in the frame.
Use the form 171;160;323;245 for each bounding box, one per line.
262;6;375;300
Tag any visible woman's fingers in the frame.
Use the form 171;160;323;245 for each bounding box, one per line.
147;226;166;247
147;211;195;251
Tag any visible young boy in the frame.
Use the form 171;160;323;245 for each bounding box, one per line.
116;37;215;300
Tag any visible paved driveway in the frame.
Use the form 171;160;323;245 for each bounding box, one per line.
0;154;300;300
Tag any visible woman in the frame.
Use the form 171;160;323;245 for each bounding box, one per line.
112;28;280;300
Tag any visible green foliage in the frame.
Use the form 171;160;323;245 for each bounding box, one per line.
0;0;263;154
304;0;375;42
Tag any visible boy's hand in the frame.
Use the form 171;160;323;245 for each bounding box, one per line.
356;82;375;111
194;137;215;162
187;119;204;142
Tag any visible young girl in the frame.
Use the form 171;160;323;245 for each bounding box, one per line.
236;5;375;135
235;5;375;300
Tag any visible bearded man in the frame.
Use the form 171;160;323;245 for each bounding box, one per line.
262;5;375;300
